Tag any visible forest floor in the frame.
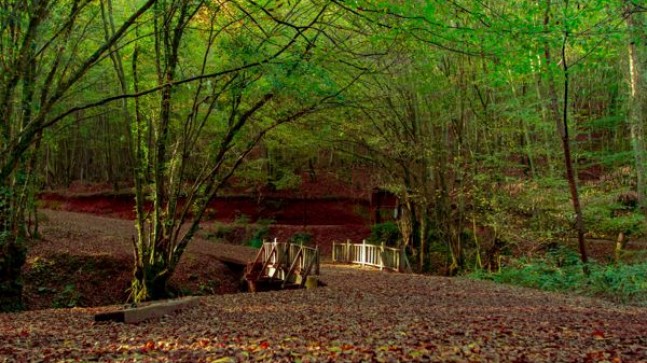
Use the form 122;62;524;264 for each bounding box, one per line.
4;209;646;362
3;263;646;362
22;210;258;310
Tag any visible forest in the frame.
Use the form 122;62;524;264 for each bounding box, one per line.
0;0;646;361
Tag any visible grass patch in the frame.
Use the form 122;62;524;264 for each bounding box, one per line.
471;247;647;306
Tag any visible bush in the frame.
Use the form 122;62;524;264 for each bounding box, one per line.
580;188;646;239
597;213;645;238
471;248;647;306
289;232;313;246
53;283;80;308
587;263;647;304
207;223;236;241
248;226;269;249
369;222;400;246
206;217;274;248
247;218;275;248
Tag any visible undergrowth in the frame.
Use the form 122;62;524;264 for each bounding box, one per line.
471;247;647;306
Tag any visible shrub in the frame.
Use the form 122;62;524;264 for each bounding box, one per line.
207;223;235;241
53;283;80;308
471;247;647;306
247;218;275;248
289;232;313;246
369;222;401;246
234;213;251;224
207;217;274;247
579;188;646;239
587;263;647;305
248;226;269;249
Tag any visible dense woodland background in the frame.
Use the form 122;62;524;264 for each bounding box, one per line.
1;0;646;310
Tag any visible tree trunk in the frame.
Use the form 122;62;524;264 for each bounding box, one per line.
0;237;26;312
543;0;588;265
131;253;173;302
626;7;647;210
0;187;27;312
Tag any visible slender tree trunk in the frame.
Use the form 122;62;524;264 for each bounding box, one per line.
626;7;647;210
131;1;197;302
560;48;588;265
543;0;588;265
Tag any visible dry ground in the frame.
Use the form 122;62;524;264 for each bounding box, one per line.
1;212;645;362
22;210;256;310
1;265;646;362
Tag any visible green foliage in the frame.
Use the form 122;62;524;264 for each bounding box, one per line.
485;178;645;243
471;247;647;306
205;217;274;248
580;186;646;239
52;284;80;308
271;173;302;191
234;214;251;225
247;219;274;249
248;227;269;249
595;213;645;238
198;279;221;295
481;179;572;241
28;256;55;274
368;222;401;246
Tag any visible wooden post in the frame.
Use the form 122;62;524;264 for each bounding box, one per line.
261;239;266;262
315;245;320;275
379;242;385;270
361;240;366;267
345;239;350;262
305;275;318;289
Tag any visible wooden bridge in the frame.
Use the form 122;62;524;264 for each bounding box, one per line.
332;240;411;272
245;239;320;292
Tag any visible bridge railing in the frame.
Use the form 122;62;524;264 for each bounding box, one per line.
332;240;402;271
247;239;320;288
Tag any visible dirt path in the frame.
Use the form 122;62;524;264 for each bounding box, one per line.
23;210;257;310
2;264;645;362
36;209;258;262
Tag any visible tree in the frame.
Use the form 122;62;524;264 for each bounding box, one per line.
0;0;158;311
127;0;375;301
322;0;637;273
625;2;647;211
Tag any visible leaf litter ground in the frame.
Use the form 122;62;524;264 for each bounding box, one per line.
2;211;646;362
2;265;645;362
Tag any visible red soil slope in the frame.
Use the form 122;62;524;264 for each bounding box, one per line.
38;173;379;254
39;192;371;225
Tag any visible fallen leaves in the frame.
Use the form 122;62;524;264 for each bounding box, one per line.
592;329;606;339
0;269;643;362
2;262;647;362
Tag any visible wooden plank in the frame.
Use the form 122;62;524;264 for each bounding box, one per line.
94;296;199;324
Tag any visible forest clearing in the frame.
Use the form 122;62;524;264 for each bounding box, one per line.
0;202;642;362
2;207;645;362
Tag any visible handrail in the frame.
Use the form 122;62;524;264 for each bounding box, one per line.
248;239;320;289
332;240;402;271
